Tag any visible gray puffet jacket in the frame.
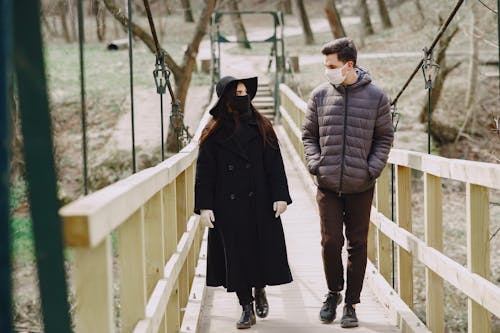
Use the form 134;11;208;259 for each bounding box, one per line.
302;68;394;194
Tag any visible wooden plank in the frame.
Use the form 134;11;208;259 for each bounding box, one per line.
365;261;430;333
396;165;413;309
424;173;444;333
279;83;307;112
371;208;500;318
163;183;178;262
73;235;114;333
60;149;197;247
388;149;500;190
131;217;199;333
376;166;392;283
144;192;165;298
118;209;147;332
466;183;491;332
279;105;302;141
166;282;180;333
176;171;187;241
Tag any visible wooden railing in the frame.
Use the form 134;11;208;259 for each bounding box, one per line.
59;108;213;332
279;83;500;333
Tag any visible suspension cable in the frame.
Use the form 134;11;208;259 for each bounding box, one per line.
391;0;465;106
77;0;88;194
477;0;498;14
128;0;136;173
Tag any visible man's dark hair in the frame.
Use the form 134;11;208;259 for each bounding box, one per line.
321;37;357;65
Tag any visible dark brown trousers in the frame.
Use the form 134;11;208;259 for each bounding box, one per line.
316;186;374;304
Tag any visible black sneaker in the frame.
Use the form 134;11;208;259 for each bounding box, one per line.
340;304;359;328
319;291;342;323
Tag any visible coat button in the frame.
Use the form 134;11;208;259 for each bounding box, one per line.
230;194;236;200
248;191;254;197
245;163;252;169
228;164;234;171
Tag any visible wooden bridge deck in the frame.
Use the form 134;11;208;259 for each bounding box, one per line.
197;126;401;333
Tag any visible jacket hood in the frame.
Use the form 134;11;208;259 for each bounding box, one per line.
333;66;372;93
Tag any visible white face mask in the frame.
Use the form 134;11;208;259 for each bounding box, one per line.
324;63;348;85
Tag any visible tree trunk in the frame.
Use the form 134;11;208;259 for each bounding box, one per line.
279;0;292;14
359;0;374;36
59;0;72;42
164;0;172;15
325;0;346;38
419;25;461;144
464;2;479;132
69;0;78;41
9;76;24;180
226;0;251;49
376;0;392;29
93;0;107;41
295;0;314;45
181;0;194;23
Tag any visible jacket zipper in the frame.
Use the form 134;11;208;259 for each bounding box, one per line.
338;89;348;197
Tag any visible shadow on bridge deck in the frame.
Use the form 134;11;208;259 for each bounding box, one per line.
196;125;401;333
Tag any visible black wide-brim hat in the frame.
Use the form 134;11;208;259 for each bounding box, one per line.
209;76;258;116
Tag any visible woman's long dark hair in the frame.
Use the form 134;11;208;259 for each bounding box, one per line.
200;83;278;148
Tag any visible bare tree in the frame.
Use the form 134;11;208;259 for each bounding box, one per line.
279;0;292;14
359;0;374;36
57;0;72;42
181;0;194;23
9;77;24;180
103;0;216;152
419;24;462;144
456;2;479;139
226;0;251;49
92;0;107;41
325;0;346;38
376;0;392;28
295;0;314;45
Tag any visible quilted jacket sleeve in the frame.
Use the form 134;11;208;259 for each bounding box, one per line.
302;95;321;175
367;92;394;180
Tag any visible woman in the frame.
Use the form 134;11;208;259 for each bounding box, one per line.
194;76;293;329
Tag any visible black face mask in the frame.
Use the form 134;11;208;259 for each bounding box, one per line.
231;95;251;114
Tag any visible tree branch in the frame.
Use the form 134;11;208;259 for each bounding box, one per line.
102;0;183;78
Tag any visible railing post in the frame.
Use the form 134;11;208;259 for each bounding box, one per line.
74;235;115;333
144;193;165;298
396;165;413;309
466;183;491;332
376;166;392;283
176;170;189;322
424;173;444;333
118;208;147;332
163;183;180;332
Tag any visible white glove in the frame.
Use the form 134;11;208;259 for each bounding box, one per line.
200;209;215;228
273;201;287;218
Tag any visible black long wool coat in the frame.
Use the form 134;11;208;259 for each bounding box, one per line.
194;121;293;292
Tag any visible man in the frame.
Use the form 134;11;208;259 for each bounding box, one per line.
302;37;394;328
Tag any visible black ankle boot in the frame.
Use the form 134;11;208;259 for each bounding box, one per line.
254;288;269;318
236;303;256;329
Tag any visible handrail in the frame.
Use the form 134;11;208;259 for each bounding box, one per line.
59;101;213;332
279;83;500;332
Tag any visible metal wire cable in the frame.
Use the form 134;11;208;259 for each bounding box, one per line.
77;0;88;194
477;0;498;14
128;0;136;173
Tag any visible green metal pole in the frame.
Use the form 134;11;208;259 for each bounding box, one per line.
77;0;88;195
13;0;72;331
0;0;13;331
